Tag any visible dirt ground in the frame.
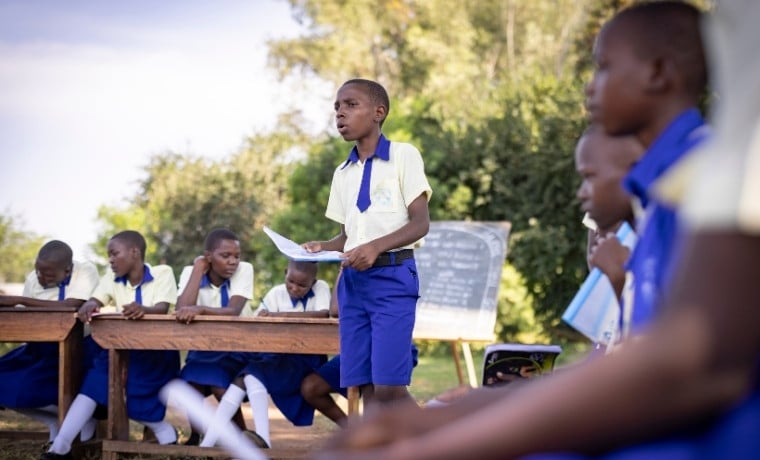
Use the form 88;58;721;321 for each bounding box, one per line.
0;396;343;459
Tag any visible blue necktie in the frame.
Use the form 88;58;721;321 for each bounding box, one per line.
221;282;229;307
57;274;71;301
357;157;373;212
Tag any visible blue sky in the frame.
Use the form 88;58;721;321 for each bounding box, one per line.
0;0;332;261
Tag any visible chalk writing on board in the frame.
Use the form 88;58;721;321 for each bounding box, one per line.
413;221;511;341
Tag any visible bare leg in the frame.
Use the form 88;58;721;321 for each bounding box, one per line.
301;372;347;427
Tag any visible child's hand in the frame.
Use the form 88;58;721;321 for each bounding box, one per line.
175;306;202;324
303;241;323;253
257;308;270;317
121;302;145;320
78;302;100;323
342;243;380;271
192;255;210;272
590;234;629;283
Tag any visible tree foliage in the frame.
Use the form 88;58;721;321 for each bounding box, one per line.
0;213;46;284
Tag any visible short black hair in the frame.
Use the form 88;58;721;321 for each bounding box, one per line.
288;260;318;278
111;230;147;260
204;228;239;251
342;78;390;126
609;1;707;99
37;240;73;268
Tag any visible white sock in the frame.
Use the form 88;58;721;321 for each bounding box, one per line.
243;374;271;447
139;420;177;444
14;405;59;441
49;394;96;454
80;417;97;442
200;384;246;448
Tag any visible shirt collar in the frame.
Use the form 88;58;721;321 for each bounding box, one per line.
623;108;708;208
290;288;315;309
340;134;390;170
114;264;154;286
199;274;230;290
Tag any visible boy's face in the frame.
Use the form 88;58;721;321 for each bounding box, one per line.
334;83;384;142
586;22;651;137
285;267;315;300
107;238;141;277
34;259;72;289
205;238;241;281
575;133;635;232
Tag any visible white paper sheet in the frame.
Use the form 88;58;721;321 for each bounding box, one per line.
262;226;344;262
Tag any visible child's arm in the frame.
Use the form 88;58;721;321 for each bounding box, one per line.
122;301;171;319
589;233;630;299
342;193;429;271
0;295;85;309
77;297;105;323
176;256;208;308
304;226;348;253
317;232;760;460
175;295;248;323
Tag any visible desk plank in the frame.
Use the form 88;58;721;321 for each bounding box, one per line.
90;314;339;354
0;306;83;426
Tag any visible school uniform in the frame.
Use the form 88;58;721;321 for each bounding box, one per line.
78;264;180;422
0;261;99;408
178;262;253;389
239;281;330;426
622;108;709;334
315;345;420;398
325;134;432;388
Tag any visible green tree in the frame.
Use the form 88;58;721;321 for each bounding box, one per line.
0;213;46;284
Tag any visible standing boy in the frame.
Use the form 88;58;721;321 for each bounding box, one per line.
42;230;180;460
0;240;99;443
175;228;254;445
200;260;330;449
304;78;432;412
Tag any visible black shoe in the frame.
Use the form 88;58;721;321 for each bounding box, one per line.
39;452;73;460
183;430;201;446
243;429;270;449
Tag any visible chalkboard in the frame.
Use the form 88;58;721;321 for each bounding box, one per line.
413;221;511;341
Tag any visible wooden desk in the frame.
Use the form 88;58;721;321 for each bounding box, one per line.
0;306;83;427
90;314;345;459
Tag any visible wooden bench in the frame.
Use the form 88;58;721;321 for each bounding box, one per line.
0;306;83;438
89;314;350;459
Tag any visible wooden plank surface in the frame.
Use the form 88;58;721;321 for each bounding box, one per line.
0;307;79;342
90;314;340;354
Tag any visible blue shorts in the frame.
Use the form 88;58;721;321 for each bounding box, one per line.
240;352;326;426
80;346;180;422
180;350;247;390
318;345;420;398
338;258;419;387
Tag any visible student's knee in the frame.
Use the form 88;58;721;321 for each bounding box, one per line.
301;373;328;400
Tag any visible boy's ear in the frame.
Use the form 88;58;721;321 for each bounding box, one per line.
646;56;672;93
374;105;387;123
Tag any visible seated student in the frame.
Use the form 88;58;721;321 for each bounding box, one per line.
200;260;330;449
0;240;99;444
301;270;420;427
41;230;180;460
576;125;644;343
174;228;254;445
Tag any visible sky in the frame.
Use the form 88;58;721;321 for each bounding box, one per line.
0;0;333;262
